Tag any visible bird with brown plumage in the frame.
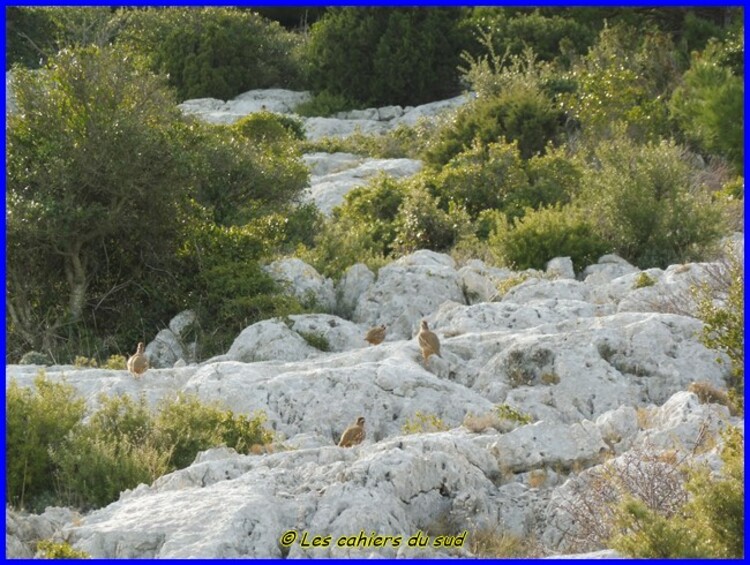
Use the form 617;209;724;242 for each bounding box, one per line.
338;416;366;447
364;324;386;346
417;320;441;365
127;342;149;378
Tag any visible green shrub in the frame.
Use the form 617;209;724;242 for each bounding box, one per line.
424;83;562;167
103;354;127;370
304;8;469;107
393;184;472;255
293;90;354;117
36;539;90;559
154;393;274;469
431;139;530;218
466;8;596;65
579;135;724;268
52;431;170;510
519;149;582;212
18;351;51;365
559;24;682;145
610;426;743;558
489;204;609;272
695;252;743;408
496;403;533;425
119;7;303;100
669;31;744;174
231;111;305;144
302;175;407;278
633;272;657;289
6;373;85;510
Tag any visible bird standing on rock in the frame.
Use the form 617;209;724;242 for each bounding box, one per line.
127;342;149;378
417;320;441;365
365;324;386;346
338;416;366;447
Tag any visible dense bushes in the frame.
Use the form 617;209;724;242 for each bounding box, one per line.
669;29;744;173
120;8;303;100
578;135;723;268
304;8;470;107
6;378;275;511
6;374;85;510
489;205;609;272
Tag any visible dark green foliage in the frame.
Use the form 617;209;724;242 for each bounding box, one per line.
517;149;582;213
579;135;723;268
6;8;59;68
6;46;191;363
424;83;563;166
393;184;472;255
177;218;308;358
293;90;354;118
5;373;85;511
119;7;303;100
232;111;306;144
7;377;275;511
304;8;469;107
467;8;596;65
177;119;309;227
303;175;407;279
669;29;744;173
490;205;610;272
431;140;529;218
560;24;682;144
153;393;274;469
611;427;744;558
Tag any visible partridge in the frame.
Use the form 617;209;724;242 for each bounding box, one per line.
417;320;441;364
338;416;366;447
365;324;386;346
127;342;149;377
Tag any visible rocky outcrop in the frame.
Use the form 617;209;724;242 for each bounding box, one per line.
5;249;740;558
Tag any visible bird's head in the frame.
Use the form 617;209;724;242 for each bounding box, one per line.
357;416;366;426
137;342;145;352
420;320;429;330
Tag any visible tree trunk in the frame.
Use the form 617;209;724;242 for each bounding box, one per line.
64;240;88;323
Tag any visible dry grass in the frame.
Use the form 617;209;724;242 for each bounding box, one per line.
636;406;655;430
527;469;547;489
688;381;739;415
469;527;545;558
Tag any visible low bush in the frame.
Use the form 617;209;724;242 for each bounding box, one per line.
36;539;90;559
119;7;303;100
489;204;609;272
6;373;85;511
579;135;723;268
6;378;275;512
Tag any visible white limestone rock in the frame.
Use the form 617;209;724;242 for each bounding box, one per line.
224;319;320;363
145;329;185;369
502;278;591;303
456;260;513;304
286;314;365;352
393;93;473;126
6;506;82;558
65;433;501;558
336;263;376;318
582;254;639;285
302;151;363;177
302;117;389;140
264;258;336;312
304;156;422;215
352;250;466;338
595;406;639;454
546;257;576;280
